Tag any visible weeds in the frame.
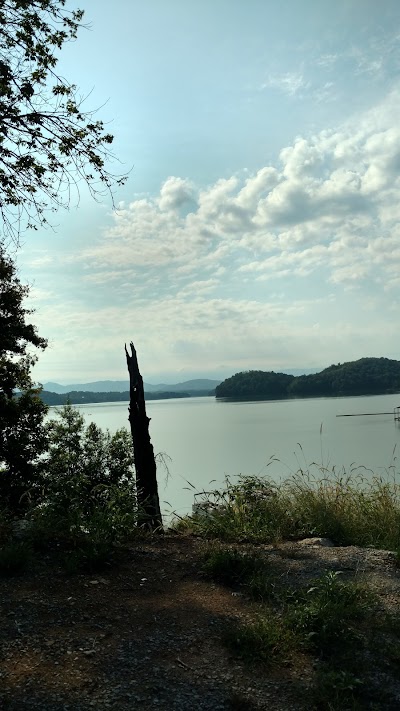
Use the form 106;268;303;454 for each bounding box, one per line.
202;546;287;603
225;614;295;664
311;667;364;710
286;571;375;656
202;547;265;586
182;465;400;706
63;538;112;573
203;549;375;658
202;545;387;706
180;468;400;550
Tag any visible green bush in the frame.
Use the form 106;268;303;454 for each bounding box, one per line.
29;404;138;555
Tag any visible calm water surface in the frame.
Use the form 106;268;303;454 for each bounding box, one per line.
50;394;400;520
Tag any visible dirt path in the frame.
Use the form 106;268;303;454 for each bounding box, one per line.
0;535;399;710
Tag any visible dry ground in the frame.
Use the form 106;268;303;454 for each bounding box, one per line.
0;534;399;710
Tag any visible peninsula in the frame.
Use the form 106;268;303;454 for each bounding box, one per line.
215;357;400;400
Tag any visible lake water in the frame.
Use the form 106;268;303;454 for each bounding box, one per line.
49;394;400;521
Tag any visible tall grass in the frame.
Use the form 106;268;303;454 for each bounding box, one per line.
179;465;400;550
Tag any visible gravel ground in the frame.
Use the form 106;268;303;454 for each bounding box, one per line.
0;534;399;710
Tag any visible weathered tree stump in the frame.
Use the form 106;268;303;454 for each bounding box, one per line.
125;342;163;531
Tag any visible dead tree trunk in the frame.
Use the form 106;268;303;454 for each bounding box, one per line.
125;342;163;531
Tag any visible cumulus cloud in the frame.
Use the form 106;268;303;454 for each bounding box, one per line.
80;89;400;297
158;176;196;211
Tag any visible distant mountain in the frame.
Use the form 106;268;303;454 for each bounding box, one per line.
43;381;130;394
146;379;222;393
42;378;222;394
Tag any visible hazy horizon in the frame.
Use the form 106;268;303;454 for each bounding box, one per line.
40;366;321;388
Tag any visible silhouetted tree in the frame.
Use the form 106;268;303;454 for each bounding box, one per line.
0;246;48;511
125;342;163;531
0;0;125;241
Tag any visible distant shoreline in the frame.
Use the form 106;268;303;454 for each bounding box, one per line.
40;389;214;406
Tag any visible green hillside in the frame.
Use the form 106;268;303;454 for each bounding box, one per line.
215;357;400;400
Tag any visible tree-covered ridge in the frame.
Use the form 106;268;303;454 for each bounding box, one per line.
215;358;400;399
215;370;295;399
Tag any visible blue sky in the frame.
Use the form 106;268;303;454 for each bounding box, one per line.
17;0;400;383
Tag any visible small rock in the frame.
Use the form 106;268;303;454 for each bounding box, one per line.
297;537;334;547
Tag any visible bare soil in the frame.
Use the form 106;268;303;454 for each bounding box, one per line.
0;534;399;710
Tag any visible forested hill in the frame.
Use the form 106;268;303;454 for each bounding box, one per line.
215;358;400;400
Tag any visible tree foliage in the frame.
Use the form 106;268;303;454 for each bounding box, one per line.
288;358;400;398
34;404;137;552
0;245;48;511
215;370;294;399
215;358;400;400
0;0;125;240
44;403;136;499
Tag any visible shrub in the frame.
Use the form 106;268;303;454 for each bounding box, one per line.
29;404;138;555
0;508;12;544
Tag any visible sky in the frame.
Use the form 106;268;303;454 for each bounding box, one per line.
15;0;400;384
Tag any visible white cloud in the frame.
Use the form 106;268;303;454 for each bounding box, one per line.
78;88;400;296
260;71;309;96
158;176;196;211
